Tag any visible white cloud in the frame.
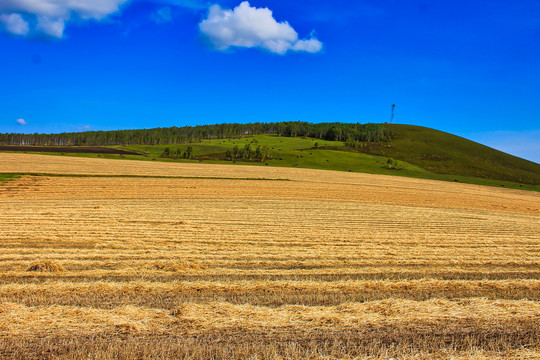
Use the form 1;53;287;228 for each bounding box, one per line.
199;1;323;54
0;0;128;37
292;38;323;53
36;15;64;37
16;118;27;125
0;0;324;49
0;13;29;35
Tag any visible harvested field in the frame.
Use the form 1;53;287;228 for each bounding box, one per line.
0;153;539;359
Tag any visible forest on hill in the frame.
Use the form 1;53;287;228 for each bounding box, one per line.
0;122;391;146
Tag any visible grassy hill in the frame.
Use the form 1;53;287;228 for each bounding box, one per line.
360;124;540;186
1;124;538;191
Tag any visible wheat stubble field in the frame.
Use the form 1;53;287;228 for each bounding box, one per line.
0;153;539;359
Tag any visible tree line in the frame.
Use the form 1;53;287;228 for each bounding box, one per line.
0;122;391;146
160;141;271;162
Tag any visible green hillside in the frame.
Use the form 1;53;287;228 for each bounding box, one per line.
359;124;539;185
1;123;538;191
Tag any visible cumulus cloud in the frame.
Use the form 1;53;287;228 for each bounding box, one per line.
36;15;65;37
0;0;129;38
199;1;323;54
0;13;29;35
16;118;27;125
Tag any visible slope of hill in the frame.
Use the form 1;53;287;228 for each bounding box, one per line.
360;124;539;185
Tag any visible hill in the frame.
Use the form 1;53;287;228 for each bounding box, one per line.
0;123;538;190
361;124;540;185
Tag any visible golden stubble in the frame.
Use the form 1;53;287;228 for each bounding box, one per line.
0;153;539;359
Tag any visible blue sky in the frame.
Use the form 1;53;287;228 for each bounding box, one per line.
1;0;539;163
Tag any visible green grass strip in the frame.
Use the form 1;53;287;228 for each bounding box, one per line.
0;173;21;183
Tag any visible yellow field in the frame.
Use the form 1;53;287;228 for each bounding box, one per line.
0;153;539;359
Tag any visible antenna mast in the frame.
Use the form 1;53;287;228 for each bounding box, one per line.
391;104;396;123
